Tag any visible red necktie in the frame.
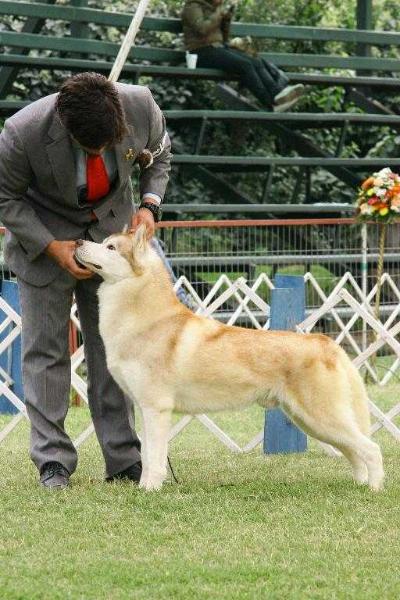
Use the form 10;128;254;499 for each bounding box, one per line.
86;154;110;203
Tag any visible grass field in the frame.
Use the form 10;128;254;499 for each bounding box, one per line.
0;382;399;600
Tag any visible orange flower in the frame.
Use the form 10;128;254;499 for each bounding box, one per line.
387;185;400;198
391;195;400;208
361;176;374;190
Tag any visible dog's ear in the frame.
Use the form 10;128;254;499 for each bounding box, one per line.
132;223;147;253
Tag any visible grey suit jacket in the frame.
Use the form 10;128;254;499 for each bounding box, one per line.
0;83;172;286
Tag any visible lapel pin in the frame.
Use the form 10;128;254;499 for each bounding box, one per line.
124;148;136;161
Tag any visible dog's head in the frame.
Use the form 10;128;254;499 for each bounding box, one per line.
74;225;151;283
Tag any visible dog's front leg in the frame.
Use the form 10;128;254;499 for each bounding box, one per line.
136;404;149;487
139;406;171;491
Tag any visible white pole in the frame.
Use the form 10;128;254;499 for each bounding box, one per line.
361;223;368;352
108;0;152;83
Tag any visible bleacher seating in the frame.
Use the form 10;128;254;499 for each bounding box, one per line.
1;1;400;89
1;1;400;205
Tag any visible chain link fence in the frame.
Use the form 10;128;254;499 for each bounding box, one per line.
1;218;399;340
158;218;400;336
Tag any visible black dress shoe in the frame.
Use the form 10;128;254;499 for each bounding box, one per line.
106;461;142;483
40;461;70;489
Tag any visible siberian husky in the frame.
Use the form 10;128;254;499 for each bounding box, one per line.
75;227;384;492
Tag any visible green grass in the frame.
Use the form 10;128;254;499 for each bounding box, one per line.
0;384;399;599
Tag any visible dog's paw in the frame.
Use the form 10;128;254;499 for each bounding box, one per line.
369;480;385;492
140;479;163;492
138;472;148;488
139;472;165;491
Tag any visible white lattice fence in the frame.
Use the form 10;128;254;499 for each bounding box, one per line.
0;294;27;444
1;272;400;451
299;286;400;441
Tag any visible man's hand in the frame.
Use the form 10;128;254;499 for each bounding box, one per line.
45;240;93;280
130;207;156;239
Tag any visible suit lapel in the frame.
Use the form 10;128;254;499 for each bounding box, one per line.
114;125;139;183
46;112;78;207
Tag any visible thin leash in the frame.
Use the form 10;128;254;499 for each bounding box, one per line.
167;455;179;484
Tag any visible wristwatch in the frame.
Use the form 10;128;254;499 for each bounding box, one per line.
139;201;162;223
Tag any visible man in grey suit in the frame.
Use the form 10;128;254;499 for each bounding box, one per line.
0;72;172;488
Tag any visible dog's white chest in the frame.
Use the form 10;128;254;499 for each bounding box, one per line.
107;354;146;399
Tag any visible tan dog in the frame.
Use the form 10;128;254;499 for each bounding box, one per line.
75;227;384;492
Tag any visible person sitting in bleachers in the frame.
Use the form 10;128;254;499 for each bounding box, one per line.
182;0;304;111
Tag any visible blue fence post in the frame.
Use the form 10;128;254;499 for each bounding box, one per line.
0;280;23;414
264;274;307;454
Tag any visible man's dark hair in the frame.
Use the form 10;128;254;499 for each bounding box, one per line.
56;72;127;149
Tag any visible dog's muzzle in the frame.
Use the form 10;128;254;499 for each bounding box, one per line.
74;241;102;271
73;252;86;269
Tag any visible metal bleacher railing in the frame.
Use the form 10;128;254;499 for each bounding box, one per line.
2;2;400;204
2;1;400;85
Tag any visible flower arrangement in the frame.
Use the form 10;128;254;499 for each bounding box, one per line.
356;167;400;222
355;167;400;350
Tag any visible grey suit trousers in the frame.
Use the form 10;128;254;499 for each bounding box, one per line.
17;271;141;477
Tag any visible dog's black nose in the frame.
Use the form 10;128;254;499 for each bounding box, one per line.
76;239;84;247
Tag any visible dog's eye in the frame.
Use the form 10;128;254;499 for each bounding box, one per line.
106;244;116;251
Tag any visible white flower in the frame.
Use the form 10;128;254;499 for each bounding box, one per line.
377;167;392;177
360;203;373;215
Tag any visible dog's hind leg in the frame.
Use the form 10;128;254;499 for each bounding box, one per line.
139;405;172;491
336;446;368;485
334;434;383;491
356;437;384;491
337;365;383;490
286;405;384;491
279;380;384;491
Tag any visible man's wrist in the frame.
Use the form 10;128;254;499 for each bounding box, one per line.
44;239;59;257
139;201;162;223
142;193;162;206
